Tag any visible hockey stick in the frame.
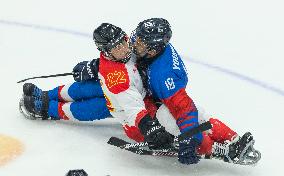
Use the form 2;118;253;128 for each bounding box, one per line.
108;136;213;159
17;72;73;83
178;121;212;141
108;121;212;156
108;136;179;156
120;121;212;150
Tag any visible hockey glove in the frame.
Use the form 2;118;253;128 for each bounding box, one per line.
138;115;174;150
178;137;201;165
73;59;98;82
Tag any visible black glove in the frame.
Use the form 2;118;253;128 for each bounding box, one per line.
73;59;98;82
138;115;174;150
178;137;201;165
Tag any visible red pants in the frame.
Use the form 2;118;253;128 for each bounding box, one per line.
197;118;237;155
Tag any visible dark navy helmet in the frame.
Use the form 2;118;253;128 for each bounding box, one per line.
132;18;172;52
93;23;127;52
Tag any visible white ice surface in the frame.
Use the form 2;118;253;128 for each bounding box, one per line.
0;0;284;175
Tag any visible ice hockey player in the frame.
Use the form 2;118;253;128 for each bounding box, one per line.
21;23;174;150
130;18;257;165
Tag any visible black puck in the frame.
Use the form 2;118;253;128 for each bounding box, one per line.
66;169;88;176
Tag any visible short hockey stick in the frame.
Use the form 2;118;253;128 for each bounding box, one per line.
108;121;212;156
116;121;212;150
17;72;73;83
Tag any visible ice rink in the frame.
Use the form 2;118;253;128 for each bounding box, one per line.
0;0;284;175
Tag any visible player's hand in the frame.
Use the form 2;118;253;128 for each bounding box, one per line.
178;137;201;165
72;60;97;82
139;115;174;150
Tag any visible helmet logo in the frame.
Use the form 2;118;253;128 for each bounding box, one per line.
130;30;137;44
144;21;154;28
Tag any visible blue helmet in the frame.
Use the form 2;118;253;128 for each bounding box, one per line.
132;18;172;52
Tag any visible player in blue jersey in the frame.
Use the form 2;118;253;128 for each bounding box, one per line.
130;18;256;165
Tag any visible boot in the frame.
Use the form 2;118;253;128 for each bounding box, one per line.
23;94;49;119
23;83;44;98
212;132;253;163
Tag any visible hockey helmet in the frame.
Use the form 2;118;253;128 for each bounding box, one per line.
132;18;172;52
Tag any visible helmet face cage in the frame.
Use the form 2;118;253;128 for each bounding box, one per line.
134;18;172;52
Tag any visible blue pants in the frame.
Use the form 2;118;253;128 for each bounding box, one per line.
46;81;111;121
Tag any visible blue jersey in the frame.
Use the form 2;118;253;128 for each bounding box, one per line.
148;43;188;100
146;43;202;141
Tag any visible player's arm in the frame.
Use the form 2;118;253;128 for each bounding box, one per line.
153;71;202;141
153;70;202;164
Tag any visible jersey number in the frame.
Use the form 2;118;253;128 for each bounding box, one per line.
165;78;175;90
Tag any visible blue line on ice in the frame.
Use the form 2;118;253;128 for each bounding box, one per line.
1;19;283;97
0;19;91;38
189;58;284;97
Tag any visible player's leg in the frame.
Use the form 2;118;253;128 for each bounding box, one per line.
48;81;104;102
207;118;238;143
48;97;111;121
200;117;255;162
21;93;110;121
23;81;104;102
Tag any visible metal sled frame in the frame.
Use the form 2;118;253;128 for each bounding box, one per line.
19;98;38;120
234;140;261;165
